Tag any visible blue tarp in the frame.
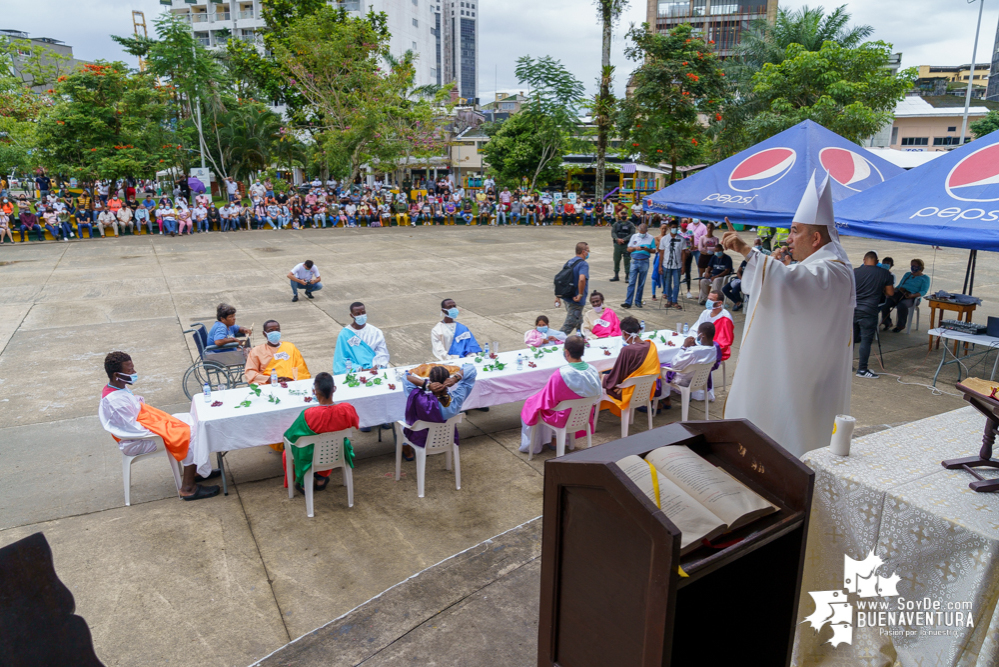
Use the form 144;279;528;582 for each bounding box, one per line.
642;120;905;228
836;129;999;252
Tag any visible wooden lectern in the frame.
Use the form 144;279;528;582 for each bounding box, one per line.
537;420;814;667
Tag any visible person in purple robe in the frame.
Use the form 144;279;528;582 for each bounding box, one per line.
401;363;477;460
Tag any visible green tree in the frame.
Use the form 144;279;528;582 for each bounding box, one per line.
747;41;914;144
480;112;567;188
511;55;585;190
593;0;629;202
619;24;728;183
0;74;46;174
971;110;999;139
35;62;178;184
215;103;284;182
0;37;75;90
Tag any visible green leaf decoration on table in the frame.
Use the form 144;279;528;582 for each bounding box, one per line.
483;364;494;372
382;372;388;380
345;373;357;383
373;378;382;385
474;357;483;363
660;335;667;343
268;394;281;404
234;400;252;409
249;384;262;396
495;361;506;370
347;380;360;388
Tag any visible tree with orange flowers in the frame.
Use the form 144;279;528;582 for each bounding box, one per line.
618;24;728;184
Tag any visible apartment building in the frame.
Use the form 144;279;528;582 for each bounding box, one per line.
0;28;85;93
646;0;778;58
435;0;478;104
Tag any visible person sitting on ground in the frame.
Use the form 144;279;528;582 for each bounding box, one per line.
581;291;622;339
244;320;311;384
400;362;478;460
659;321;721;409
692;289;734;362
282;372;360;494
99;351;221;500
600;316;660;417
208;303;252;352
431;299;483;361
333;302;390;373
519;335;602;455
288;260;322;302
880;258;930;333
524;315;567;347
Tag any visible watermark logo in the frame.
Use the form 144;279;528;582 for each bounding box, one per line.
804;551;974;648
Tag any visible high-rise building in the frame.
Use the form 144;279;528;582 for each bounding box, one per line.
987;15;999;102
435;0;478;104
165;1;438;88
0;29;85;93
646;0;778;58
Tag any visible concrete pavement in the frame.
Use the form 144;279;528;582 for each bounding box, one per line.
0;225;992;665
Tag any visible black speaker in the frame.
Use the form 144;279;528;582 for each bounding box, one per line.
988;317;999;338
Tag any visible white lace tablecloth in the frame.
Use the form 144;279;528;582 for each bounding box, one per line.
186;329;689;475
793;406;999;667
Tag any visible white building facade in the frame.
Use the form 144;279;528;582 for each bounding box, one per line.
166;0;439;88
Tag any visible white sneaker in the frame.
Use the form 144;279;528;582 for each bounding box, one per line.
686;291;693;299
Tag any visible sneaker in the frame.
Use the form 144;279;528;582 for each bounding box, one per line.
292;295;299;302
635;303;644;308
305;292;314;299
733;303;743;312
856;370;879;379
686;291;693;299
620;303;631;309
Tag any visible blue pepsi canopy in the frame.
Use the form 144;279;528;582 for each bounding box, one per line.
836;129;999;252
642;120;905;227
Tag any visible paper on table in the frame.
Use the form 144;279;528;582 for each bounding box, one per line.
645;446;777;531
616;454;727;553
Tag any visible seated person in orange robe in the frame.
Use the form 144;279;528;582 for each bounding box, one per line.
99;351;220;501
600;316;660;416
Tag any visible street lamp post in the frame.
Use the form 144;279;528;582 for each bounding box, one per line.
959;0;986;147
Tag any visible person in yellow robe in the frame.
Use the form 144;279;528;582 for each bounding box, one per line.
244;319;311;384
600;316;660;416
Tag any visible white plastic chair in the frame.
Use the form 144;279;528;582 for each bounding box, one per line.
112;432;183;507
527;395;602;460
906;296;922;334
659;362;714;421
283;428;355;518
394;413;463;498
600;373;659;438
715;359;728;390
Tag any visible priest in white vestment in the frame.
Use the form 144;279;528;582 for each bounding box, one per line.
722;172;855;458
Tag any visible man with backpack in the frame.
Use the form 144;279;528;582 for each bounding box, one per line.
554;242;590;335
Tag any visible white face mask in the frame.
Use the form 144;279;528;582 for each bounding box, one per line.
593;304;604;313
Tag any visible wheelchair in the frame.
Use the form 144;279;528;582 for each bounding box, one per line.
182;323;252;400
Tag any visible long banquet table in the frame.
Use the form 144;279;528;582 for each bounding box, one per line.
187;328;691;483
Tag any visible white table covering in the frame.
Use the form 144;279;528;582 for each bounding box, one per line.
187;329;690;474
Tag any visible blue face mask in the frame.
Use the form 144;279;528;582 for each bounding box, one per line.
266;330;282;345
696;336;703;346
537;325;549;334
446;307;460;319
705;300;716;309
118;372;138;384
354;314;367;326
715;250;724;256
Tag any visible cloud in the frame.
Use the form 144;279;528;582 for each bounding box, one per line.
5;0;998;102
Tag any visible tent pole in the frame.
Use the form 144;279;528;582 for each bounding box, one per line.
963;250;974;294
968;250;978;297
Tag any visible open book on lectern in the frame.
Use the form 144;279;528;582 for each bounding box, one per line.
616;445;778;554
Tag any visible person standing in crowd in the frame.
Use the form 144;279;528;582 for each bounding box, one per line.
854;252;894;378
621;221;656;309
880;259;929;333
658;219;687;310
225;176;239;203
288;260;322;302
555;242;590;335
610;212;635;282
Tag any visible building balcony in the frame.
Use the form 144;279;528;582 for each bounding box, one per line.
213;12;231;22
238;10;254;19
191;13;209;23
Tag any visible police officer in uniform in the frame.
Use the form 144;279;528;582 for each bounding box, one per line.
609;212;636;282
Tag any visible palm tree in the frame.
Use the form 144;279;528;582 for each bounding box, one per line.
217;104;284;182
593;0;628;204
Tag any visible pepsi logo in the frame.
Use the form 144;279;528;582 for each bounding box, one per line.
728;148;796;192
819;147;885;192
945;143;999;202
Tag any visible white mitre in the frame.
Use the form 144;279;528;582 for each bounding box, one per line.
793;170;839;243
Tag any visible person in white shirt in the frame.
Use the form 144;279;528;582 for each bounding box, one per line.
249;180;265;200
332;302;390;374
225;177;239;202
660;321;720;408
431;298;483;361
287;260;322;302
657;221;688;309
602;200;615;225
97;208;119;237
193;203;208;233
621;221;657;309
344;202;357;226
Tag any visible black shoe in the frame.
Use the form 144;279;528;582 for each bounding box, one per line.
609;275;620;282
305;292;314;299
856;370;879;379
635;303;644;309
292;295;299;302
621;303;631;309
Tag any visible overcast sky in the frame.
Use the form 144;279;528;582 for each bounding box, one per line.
4;0;998;100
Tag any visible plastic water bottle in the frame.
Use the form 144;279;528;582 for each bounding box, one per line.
345;360;353;375
640;320;646;332
516;354;524;371
270;369;278;386
683;323;690;334
484;342;490;356
203;382;211;403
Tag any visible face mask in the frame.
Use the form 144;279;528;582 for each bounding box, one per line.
911;265;919;273
266;330;282;345
118;372;138;384
537;325;549;334
715;250;724;256
593;305;604;313
705;300;716;309
446;307;459;319
670;227;678;234
696;336;703;346
354;314;367;326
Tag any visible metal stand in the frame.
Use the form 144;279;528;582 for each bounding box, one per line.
942;382;999;492
217;451;228;496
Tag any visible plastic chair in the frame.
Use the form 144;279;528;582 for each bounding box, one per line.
283;428;355;518
394;413;463;498
600;373;659;438
527;395;602;460
906;296;922;334
112;432;183;507
659;362;714;421
714;360;728;390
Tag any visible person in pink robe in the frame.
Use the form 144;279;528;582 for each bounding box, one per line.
524;314;568;347
581;291;622;339
519;336;603;454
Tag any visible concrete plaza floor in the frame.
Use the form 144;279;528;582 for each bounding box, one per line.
0;225;995;666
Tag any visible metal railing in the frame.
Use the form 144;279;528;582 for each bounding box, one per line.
213;11;231;21
191;13;209;23
238;10;254;19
